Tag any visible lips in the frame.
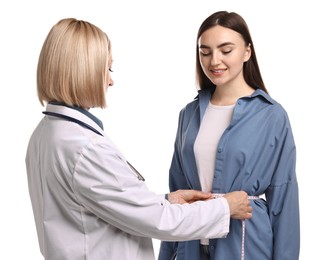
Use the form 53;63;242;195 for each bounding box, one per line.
210;68;227;76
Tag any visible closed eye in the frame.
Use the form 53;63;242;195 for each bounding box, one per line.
222;50;232;54
200;52;211;57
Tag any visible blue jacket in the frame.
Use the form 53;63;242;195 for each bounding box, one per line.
158;88;300;260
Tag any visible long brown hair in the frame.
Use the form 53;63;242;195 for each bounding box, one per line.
196;11;268;94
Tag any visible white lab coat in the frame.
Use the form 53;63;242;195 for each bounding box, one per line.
26;103;230;260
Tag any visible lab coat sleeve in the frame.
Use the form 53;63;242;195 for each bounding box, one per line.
265;110;300;260
72;139;230;242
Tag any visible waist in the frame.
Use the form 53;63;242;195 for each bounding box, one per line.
212;193;260;200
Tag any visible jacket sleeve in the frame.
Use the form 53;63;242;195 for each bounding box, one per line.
158;241;178;260
265;109;300;260
159;108;192;259
169;108;192;191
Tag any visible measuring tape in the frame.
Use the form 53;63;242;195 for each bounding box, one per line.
213;193;259;260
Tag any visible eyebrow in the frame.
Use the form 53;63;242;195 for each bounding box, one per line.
199;42;235;49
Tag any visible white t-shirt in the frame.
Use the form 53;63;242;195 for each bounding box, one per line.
194;101;235;245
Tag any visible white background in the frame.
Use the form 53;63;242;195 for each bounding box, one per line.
1;0;327;259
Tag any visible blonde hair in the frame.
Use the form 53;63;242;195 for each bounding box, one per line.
37;18;111;108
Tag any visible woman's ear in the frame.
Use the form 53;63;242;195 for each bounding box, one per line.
244;43;251;62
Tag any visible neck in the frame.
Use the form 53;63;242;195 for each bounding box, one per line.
211;83;254;106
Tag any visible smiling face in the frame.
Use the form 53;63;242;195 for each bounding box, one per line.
198;25;251;88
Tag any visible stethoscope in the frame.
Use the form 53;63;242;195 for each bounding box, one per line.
43;111;103;136
42;110;145;181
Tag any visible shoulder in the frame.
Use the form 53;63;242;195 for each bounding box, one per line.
252;89;289;117
255;90;294;134
179;88;212;115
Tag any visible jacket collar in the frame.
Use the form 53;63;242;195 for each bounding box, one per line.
195;87;274;117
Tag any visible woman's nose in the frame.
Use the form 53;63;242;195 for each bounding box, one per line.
108;78;114;86
211;52;222;66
